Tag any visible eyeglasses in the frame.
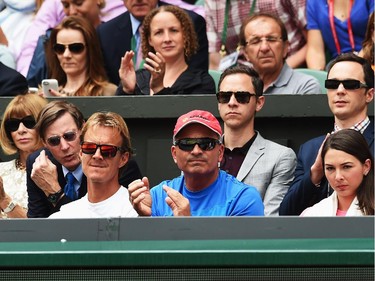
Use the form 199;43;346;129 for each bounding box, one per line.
325;79;368;90
173;138;221;152
81;142;124;158
46;131;78;146
246;36;283;46
216;91;256;104
4;116;36;132
53;43;85;55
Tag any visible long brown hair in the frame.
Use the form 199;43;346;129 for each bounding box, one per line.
321;129;374;215
361;12;374;67
46;16;109;96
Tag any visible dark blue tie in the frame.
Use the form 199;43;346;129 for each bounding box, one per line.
64;172;77;200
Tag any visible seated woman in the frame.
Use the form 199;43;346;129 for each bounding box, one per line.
116;5;215;96
306;0;373;70
358;12;374;70
301;129;374;216
0;93;47;218
45;16;116;96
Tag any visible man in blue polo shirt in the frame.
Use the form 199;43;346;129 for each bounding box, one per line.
128;110;264;217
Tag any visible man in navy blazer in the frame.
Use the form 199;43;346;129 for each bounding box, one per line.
0;62;28;96
96;0;209;85
27;101;142;217
27;101;86;218
279;53;374;216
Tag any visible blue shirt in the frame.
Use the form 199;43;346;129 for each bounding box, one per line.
151;170;264;216
306;0;373;58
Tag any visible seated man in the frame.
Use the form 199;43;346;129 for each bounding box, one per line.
50;112;137;218
0;61;28;96
279;53;374;215
239;13;321;95
128;110;264;216
217;65;297;216
27;101;141;217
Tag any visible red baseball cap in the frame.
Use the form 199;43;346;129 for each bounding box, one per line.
173;110;222;139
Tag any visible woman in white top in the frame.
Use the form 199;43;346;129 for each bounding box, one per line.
0;93;47;218
301;129;373;216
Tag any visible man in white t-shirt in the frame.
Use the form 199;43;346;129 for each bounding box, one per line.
50;112;137;218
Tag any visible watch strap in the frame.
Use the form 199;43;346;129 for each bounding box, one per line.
47;189;64;204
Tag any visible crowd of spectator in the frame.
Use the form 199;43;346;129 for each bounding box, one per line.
0;0;374;218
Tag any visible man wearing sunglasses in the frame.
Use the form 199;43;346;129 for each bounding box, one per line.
280;53;374;215
26;101;87;218
239;13;321;95
217;65;297;216
128;110;264;216
26;101;142;217
50;112;137;218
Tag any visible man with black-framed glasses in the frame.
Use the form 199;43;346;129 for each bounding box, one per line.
217;65;296;216
49;111;137;218
26;101;141;217
280;53;374;215
128;109;264;217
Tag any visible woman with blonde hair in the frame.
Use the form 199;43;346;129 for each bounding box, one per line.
46;16;116;96
0;93;47;218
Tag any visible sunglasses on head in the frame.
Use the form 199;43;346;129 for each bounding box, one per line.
4;115;36;132
173;138;221;152
216;91;256;104
46;131;77;146
325;79;368;90
53;43;85;55
81;142;124;158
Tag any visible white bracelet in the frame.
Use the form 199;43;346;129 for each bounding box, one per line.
2;201;16;213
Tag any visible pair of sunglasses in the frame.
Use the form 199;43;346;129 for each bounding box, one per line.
173;138;221;152
4;116;36;132
325;79;368;90
81;142;124;158
216;91;256;104
47;131;77;146
53;43;85;55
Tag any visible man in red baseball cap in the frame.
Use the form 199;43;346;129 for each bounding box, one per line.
128;109;264;217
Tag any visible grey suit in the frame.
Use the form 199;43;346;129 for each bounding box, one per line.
236;132;297;216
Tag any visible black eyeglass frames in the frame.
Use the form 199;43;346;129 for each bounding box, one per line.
325;79;368;90
173;138;221;152
4;116;36;132
216;91;256;104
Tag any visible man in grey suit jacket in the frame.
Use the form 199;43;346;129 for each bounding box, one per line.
216;65;297;216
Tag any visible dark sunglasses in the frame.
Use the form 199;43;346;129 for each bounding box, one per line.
173;138;221;152
47;131;78;146
53;43;85;55
325;79;368;90
4;116;36;132
81;142;124;158
216;91;256;104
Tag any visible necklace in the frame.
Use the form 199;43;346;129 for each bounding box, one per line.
15;159;26;171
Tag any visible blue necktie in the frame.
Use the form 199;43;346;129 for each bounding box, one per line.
64;172;77;200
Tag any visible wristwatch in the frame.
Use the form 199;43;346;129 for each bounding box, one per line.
47;189;64;204
2;201;16;213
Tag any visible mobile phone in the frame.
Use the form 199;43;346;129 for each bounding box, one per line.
42;79;59;96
